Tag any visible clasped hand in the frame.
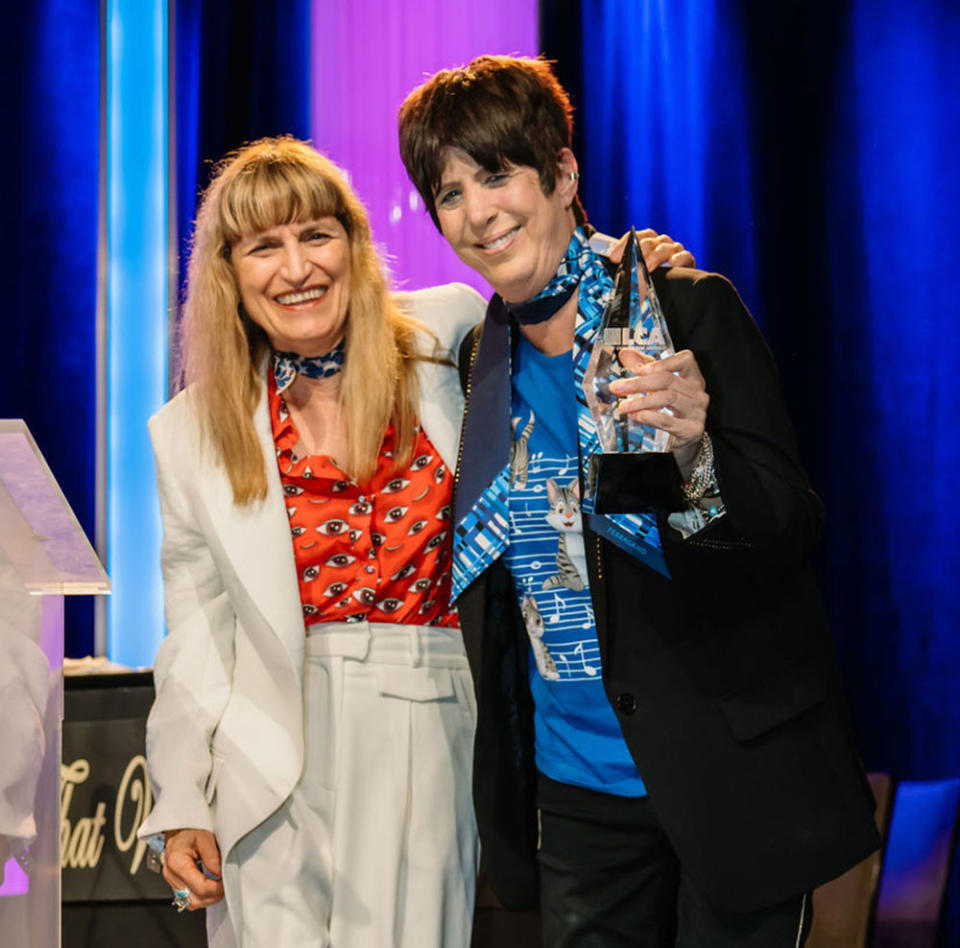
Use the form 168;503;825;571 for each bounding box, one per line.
163;827;225;909
609;349;709;478
608;227;696;271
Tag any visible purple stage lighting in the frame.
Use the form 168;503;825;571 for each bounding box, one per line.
310;1;537;296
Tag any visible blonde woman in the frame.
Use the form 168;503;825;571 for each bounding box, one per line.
137;137;485;948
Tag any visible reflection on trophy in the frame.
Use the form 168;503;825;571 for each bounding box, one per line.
583;226;675;454
582;229;685;513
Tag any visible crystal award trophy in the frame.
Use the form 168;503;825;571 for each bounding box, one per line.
581;228;685;511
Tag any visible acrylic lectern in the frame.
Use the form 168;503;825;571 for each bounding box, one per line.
0;420;110;948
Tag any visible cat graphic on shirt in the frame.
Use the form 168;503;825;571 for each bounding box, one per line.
542;477;587;592
510;411;536;488
521;594;560;680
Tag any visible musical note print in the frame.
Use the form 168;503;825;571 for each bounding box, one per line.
573;642;599;676
548;593;565;624
501;440;602;683
549;639;601;681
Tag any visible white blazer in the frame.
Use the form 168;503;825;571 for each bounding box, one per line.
138;284;485;869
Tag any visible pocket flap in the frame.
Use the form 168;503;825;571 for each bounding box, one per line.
719;657;827;742
376;666;455;702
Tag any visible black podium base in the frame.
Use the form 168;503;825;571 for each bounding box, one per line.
589;451;685;513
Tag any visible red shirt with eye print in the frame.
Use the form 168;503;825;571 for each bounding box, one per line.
268;372;459;628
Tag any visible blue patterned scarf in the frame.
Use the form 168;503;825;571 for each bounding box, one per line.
451;227;668;602
272;340;345;393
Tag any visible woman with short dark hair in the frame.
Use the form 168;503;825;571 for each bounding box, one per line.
401;56;587;229
399;56;879;947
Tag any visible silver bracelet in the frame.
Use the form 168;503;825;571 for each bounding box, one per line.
681;433;719;505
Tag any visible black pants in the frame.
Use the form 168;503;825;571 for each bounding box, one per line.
537;775;812;948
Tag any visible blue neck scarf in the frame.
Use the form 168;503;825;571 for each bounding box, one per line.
503;240;582;324
451;227;668;603
272;340;345;393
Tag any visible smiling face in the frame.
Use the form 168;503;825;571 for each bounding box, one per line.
434;147;579;303
230;217;351;356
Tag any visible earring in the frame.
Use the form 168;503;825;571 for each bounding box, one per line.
570;171;579;181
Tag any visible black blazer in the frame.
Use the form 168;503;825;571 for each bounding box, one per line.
453;267;880;914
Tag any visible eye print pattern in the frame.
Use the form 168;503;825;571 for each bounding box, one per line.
269;371;459;629
325;553;356;568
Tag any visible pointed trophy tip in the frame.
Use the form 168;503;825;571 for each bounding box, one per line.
617;228;638;280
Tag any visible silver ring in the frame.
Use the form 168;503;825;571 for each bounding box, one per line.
172;887;191;912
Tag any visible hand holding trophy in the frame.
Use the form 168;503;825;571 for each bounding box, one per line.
583;227;676;454
582;228;690;513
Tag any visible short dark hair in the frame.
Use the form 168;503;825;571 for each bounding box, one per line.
398;55;585;229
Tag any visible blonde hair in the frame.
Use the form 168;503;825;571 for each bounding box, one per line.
180;136;426;505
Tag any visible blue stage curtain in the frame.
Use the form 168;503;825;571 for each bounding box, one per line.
0;1;100;656
547;0;960;939
825;3;960;937
573;0;758;310
174;0;310;308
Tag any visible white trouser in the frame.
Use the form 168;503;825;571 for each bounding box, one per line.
216;621;478;948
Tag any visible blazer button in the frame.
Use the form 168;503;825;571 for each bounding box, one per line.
616;693;637;715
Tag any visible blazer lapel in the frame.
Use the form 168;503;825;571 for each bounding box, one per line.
196;385;306;669
414;353;464;472
452;296;512;529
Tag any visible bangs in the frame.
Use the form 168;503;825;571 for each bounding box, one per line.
218;157;347;243
398;57;574;227
424;95;538;197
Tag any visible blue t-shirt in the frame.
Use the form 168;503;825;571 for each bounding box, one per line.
502;333;647;796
